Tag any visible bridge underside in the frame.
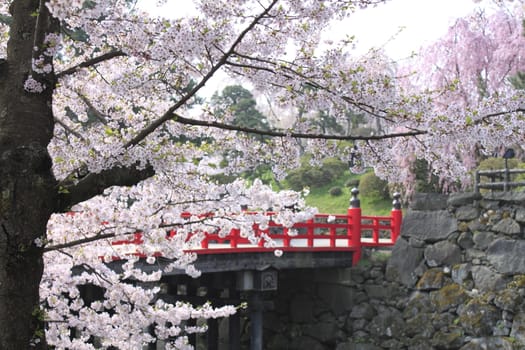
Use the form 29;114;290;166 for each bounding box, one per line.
92;251;358;349
108;250;356;275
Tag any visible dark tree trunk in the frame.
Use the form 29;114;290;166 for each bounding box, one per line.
0;0;57;348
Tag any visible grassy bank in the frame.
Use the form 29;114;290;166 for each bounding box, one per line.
302;172;393;216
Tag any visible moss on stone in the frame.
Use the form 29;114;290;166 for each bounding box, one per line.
458;221;470;232
508;274;525;289
458;297;500;337
494;288;522;311
430;283;470;312
431;327;464;349
416;268;446;291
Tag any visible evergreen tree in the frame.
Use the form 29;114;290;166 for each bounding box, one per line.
211;85;269;131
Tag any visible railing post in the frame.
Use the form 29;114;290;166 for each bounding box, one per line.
283;227;290;248
230;228;239;248
391;192;402;243
307;218;314;248
201;231;209;249
348;188;362;265
504;158;510;192
474;170;480;193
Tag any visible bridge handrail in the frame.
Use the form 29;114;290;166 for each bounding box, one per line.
109;189;402;265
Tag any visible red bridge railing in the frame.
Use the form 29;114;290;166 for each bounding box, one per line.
193;190;401;265
111;189;402;265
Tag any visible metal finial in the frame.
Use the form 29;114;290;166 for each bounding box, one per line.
350;188;360;208
392;192;402;210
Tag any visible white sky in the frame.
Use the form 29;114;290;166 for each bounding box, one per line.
139;0;497;94
334;0;496;59
141;0;495;59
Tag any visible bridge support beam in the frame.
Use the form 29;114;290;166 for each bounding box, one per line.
207;317;219;350
249;292;263;350
229;312;241;350
229;289;241;350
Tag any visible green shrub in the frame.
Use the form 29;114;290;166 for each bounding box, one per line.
345;178;360;188
210;173;236;184
322;157;347;180
329;186;343;196
478;157;519;170
413;158;442;193
358;172;389;200
285;168;305;191
285;167;331;190
302;167;333;187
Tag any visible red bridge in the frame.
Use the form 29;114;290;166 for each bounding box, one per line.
112;190;402;266
101;189;403;350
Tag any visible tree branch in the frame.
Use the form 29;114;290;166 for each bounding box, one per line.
57;162;155;212
75;90;109;125
54;116;84;140
123;0;280;149
56;50;127;78
172;113;426;141
44;232;116;252
476;107;525;125
225;53;400;124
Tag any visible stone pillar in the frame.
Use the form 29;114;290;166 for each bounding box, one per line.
249;292;263;350
229;289;241;350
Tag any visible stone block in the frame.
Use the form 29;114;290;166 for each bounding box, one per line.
335;342;382;350
457;231;474;249
494;289;523;311
455;205;480;221
364;284;400;299
430;283;469;312
368;307;405;338
431;311;456;330
424;240;462;267
487;239;525;274
403;292;433;318
349;303;376;320
459;337;515;350
458;298;500;336
290;293;314;323
317;284;356;316
492;217;521;235
409;193;449;211
405;313;435;338
385;238;424;287
516;208;525;223
510;312;525;345
431;327;465;349
483;192;525;203
303;321;339;343
416;268;447;291
451;263;472;285
448;192;482;207
401;210;458;242
471;265;509;292
472;231;497;250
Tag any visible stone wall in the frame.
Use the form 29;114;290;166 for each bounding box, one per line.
264;192;525;350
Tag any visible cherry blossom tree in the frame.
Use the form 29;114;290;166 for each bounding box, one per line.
392;3;525;194
1;0;524;349
405;4;525;107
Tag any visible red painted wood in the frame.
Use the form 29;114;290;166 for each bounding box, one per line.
108;208;403;264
